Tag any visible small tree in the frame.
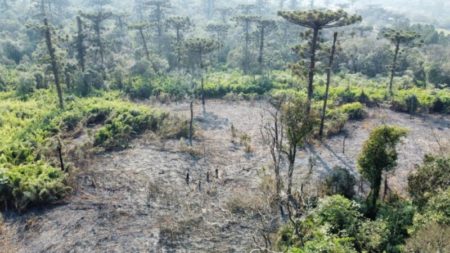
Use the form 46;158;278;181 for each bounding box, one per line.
278;10;361;108
357;126;407;218
382;28;420;96
281;97;317;198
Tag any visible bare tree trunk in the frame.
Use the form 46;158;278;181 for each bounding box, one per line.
139;27;150;60
94;22;105;71
189;101;194;146
76;16;85;72
57;138;65;171
258;25;265;68
287;147;296;198
243;20;250;74
44;18;64;110
176;28;181;66
307;28;319;112
287;161;294;198
319;32;338;138
389;40;400;96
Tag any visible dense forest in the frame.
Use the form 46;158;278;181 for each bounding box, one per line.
0;0;449;252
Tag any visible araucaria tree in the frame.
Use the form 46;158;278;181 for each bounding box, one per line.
357;126;407;218
43;18;64;110
206;23;229;63
184;37;219;107
146;0;171;53
167;16;192;67
255;18;277;70
233;15;257;74
382;28;420;96
81;10;113;75
278;10;361;108
128;23;151;60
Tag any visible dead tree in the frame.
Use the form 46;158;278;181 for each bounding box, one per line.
261;98;285;204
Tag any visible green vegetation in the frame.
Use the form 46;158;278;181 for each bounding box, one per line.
0;90;181;211
358;126;407;218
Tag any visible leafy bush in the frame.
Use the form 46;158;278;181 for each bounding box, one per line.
408;155;450;209
0;163;70;211
15;75;35;99
323;108;348;137
124;76;153;99
413;188;450;227
339;102;366;120
94;107;167;150
324;167;356;199
313;195;362;237
355;219;389;252
377;200;415;252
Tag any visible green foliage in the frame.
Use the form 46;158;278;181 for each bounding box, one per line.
0;91;175;210
203;72;273;98
413;188;450;227
339;102;366;120
407;188;450;253
314;195;362;238
408;155;450;209
0;163;70;211
94;107;167;150
358;126;407;217
377;200;416;252
15;75;35;99
124;76;153;99
324;167;356;199
355;219;390;252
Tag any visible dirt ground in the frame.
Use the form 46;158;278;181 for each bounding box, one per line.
1;99;449;253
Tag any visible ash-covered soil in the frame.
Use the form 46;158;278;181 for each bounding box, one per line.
1;100;449;253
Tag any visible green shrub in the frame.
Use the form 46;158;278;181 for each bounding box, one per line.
15;75;35;99
413;188;450;227
355;219;390;252
124;76;153;99
340;102;366;120
314;195;362;237
0;163;70;211
94;108;167;150
323;109;348;137
324;167;356;199
408;155;450;209
377;200;415;252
